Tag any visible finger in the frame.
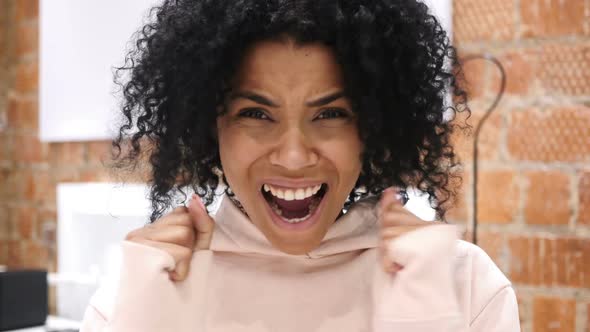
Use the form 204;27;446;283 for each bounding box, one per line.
171;259;190;281
138;239;192;267
159;212;193;227
380;225;425;239
380;211;424;227
378;187;403;217
141;238;192;282
170;205;189;215
382;202;414;218
379;187;397;210
187;194;215;250
143;240;192;282
143;225;195;248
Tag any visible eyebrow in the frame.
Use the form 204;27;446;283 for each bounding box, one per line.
228;90;346;108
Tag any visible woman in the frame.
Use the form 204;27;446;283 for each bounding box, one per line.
81;0;520;331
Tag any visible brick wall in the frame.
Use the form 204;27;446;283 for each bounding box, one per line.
0;0;126;314
452;0;590;331
0;0;589;330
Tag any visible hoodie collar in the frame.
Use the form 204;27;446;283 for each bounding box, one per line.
210;194;380;258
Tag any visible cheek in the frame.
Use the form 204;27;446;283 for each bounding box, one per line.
217;122;263;181
317;129;363;176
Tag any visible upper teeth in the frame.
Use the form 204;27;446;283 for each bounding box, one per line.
263;184;322;201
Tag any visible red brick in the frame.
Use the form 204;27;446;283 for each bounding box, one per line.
445;169;471;223
521;0;588;38
477;231;505;268
524;170;571;225
0;168;24;203
0;132;11;162
86;141;112;165
0;242;6;265
0;23;6;58
52;168;81;183
7;96;38;130
14;206;34;239
458;55;487;99
79;168;114;182
6;240;21;268
453;106;503;163
0;168;19;202
446;189;468;223
516;291;531;328
30;169;52;206
580;171;590;225
49;142;86;166
15;22;38;57
453;0;517;44
21;240;48;269
15;0;39;22
43;179;58;208
14;61;38;94
494;49;538;96
0;206;14;240
508;236;590;287
2;169;53;206
538;43;590;96
532;296;576;332
476;170;519;224
507;106;590;162
23;170;36;201
36;209;56;246
12;134;46;163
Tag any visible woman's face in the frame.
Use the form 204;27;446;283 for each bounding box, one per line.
216;39;363;255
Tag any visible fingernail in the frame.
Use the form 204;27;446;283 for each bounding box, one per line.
380;187;394;209
384;187;402;201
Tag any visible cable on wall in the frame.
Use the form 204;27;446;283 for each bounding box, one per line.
460;54;506;245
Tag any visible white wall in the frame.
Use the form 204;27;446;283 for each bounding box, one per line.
39;0;160;142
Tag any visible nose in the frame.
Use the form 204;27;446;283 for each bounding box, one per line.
269;127;319;170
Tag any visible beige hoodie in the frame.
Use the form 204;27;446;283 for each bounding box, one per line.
80;195;520;332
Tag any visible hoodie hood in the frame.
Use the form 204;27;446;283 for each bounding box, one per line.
210;194;380;258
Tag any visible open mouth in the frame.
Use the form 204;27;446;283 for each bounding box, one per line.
261;183;328;224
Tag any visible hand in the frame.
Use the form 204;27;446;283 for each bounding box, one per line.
124;194;215;281
378;187;434;274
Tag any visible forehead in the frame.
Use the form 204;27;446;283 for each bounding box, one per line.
231;39;345;90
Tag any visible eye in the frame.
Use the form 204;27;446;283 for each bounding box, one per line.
316;108;350;120
238;108;271;120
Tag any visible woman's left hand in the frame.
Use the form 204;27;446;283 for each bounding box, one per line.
378;187;439;274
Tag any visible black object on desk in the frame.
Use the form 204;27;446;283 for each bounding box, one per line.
0;270;48;331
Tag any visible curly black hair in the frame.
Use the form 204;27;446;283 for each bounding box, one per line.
111;0;470;223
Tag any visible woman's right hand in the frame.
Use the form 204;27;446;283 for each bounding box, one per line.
124;194;215;282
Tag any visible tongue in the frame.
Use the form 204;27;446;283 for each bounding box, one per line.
274;196;314;219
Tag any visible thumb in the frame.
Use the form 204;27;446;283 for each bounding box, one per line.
379;187;400;209
187;194;215;250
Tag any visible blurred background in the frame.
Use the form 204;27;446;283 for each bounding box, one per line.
0;0;588;331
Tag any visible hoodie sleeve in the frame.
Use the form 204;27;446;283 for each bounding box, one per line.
80;240;213;332
80;305;108;332
372;224;520;332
